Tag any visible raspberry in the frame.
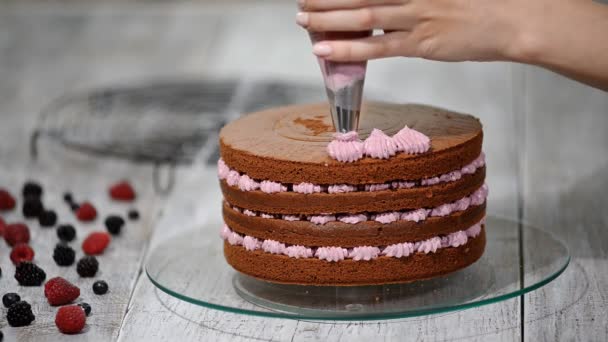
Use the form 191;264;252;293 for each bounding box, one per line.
53;243;76;266
22;198;43;219
22;182;43;198
4;223;30;246
92;280;108;295
14;262;46;286
0;189;16;211
82;231;111;255
76;202;97;221
7;301;35;327
10;243;35;265
3;293;20;308
44;277;80;306
104;215;124;235
57;224;76;242
76;256;99;277
109;181;136;201
0;217;6;237
39;210;58;227
78;302;92;316
55;305;86;334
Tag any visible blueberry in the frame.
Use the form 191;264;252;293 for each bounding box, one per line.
78;302;92;316
104;215;125;235
63;192;74;203
3;293;20;308
128;209;139;221
57;224;76;242
92;280;108;295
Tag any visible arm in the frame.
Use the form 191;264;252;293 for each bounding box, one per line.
296;0;608;91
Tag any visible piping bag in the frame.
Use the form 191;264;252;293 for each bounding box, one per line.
309;31;372;133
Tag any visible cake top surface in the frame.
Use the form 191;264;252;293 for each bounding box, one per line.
220;102;482;165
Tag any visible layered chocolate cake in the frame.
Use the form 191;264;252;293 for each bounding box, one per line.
218;102;487;286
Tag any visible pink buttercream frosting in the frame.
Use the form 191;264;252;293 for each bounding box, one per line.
238;175;260;191
293;182;322;194
260;180;287;193
328;184;357;193
220;219;484;261
228;183;488;225
392;126;431;154
310;215;336;225
363;129;397;159
327;131;364;163
349;246;381;261
218;154;485;194
338;214;368;224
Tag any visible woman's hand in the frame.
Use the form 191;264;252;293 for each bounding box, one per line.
296;0;608;91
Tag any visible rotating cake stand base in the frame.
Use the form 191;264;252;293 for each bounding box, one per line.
145;216;569;320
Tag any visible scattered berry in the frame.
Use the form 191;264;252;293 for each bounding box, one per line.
45;277;80;306
70;203;80;212
7;301;35;327
22;181;43;199
77;256;99;277
104;215;125;235
76;202;97;221
53;243;76;266
55;305;86;334
39;210;58;227
128;209;140;221
78;302;92;316
2;293;21;308
92;280;109;295
109;181;136;201
14;262;46;286
22;198;43;219
0;189;16;211
63;192;74;203
10;243;35;265
57;224;76;242
4;223;30;246
82;231;111;255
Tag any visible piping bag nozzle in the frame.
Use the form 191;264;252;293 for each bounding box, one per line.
309;31;372;133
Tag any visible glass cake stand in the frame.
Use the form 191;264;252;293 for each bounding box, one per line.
145;216;569;320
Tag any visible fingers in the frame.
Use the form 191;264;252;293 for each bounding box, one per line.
312;31;410;61
299;0;406;11
296;6;415;31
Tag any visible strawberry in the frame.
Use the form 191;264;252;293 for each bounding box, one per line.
4;223;30;246
10;243;35;265
76;202;97;222
55;305;86;334
109;181;136;201
0;189;16;211
82;231;111;255
44;277;80;306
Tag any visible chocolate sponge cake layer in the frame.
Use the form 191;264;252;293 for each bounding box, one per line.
223;202;486;247
224;228;486;286
221;167;485;215
220;102;483;185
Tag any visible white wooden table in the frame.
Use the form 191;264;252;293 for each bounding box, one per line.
0;2;606;341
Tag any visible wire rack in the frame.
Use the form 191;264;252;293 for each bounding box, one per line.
31;79;324;193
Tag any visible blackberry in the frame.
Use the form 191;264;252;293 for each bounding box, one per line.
14;262;46;286
78;302;92;316
22;198;43;218
57;224;76;242
7;301;35;327
53;243;76;266
38;210;57;227
92;280;108;295
104;215;125;235
77;256;99;277
0;330;3;341
22;182;43;199
128;209;139;221
3;293;20;308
